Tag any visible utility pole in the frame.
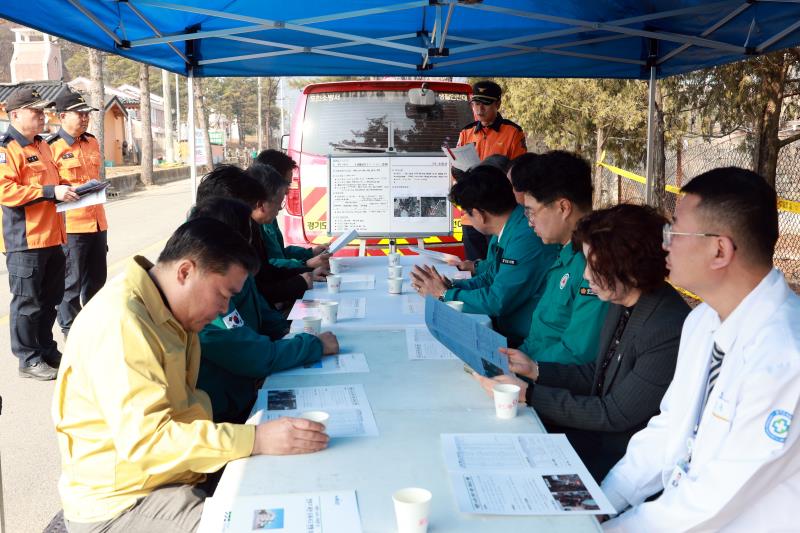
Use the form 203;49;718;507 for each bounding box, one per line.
162;69;174;162
257;77;263;152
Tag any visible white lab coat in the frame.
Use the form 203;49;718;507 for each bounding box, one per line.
601;268;800;532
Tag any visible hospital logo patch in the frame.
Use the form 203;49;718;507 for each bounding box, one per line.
222;309;244;329
765;410;792;443
559;273;570;290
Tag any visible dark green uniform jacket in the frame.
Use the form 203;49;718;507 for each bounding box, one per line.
444;205;559;347
261;219;314;269
519;244;609;365
198;275;322;423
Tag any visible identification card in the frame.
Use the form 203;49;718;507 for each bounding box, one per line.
668;460;689;488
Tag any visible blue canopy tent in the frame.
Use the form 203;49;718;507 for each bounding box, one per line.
2;0;800;200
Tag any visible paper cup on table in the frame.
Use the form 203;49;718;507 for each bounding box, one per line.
320;301;339;324
329;257;343;274
302;316;322;335
493;383;521;419
388;277;404;294
388;265;404;278
388;252;401;266
445;300;464;312
393;487;432;533
327;274;342;293
299;410;330;428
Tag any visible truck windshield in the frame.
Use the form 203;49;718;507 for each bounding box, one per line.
302;90;472;155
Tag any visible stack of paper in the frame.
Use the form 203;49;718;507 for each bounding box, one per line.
442;144;481;172
248;384;379;438
442;433;615;515
405;326;458;360
272;353;370;376
199;490;363;533
288;298;366;321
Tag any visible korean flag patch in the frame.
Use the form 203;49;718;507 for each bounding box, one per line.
765;410;792;443
0;151;6;164
222;309;244;329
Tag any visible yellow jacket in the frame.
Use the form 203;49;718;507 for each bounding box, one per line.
52;256;255;523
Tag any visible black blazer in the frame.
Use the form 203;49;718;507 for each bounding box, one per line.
527;282;690;481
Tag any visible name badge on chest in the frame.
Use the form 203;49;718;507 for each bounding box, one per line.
712;395;734;422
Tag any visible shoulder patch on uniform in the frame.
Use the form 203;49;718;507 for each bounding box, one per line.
501;258;517;265
559;273;570;290
26;155;39;163
579;286;597;297
222;309;244;329
765;409;792;443
501;118;524;132
461;120;479;131
61;152;75;159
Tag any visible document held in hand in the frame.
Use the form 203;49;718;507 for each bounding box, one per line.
56;179;110;213
424;297;509;377
327;228;359;254
442;143;481;172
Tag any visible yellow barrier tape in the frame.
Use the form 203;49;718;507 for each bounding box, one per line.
597;158;800;214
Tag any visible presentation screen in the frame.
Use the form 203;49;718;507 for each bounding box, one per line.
328;155;452;237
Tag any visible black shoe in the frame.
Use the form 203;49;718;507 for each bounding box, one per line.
19;361;58;381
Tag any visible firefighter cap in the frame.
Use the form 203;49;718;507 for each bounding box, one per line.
470;81;502;105
5;86;55;112
54;91;98;113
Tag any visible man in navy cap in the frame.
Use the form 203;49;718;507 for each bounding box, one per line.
457;80;527;261
0;86;78;380
48;91;109;338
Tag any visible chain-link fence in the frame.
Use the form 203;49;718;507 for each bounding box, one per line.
600;138;800;285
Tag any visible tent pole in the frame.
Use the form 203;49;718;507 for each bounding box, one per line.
188;67;197;203
644;65;656;206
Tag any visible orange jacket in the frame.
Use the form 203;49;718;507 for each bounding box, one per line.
48;129;108;234
457;114;527;225
0;126;67;252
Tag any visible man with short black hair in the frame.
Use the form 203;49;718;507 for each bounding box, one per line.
507;150;609;365
254;150;330;270
0;86;78;380
53;218;329;532
410;165;556;346
457;80;527;261
601;167;800;532
190;196;338;423
197;165;315;306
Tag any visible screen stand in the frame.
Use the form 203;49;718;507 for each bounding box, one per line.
388;238;397;255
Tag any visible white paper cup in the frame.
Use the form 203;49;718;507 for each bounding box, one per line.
388;252;401;266
302;316;322;335
446;300;464;312
393;488;432;533
329;257;343;274
388;277;403;294
320;301;339;324
388;265;404;278
299;410;330;428
493;383;521;419
327;274;342;293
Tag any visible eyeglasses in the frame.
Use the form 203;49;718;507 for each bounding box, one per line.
662;223;731;248
523;202;550;221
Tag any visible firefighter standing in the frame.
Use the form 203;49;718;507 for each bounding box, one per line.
0;86;78;380
457;80;527;261
49;91;108;337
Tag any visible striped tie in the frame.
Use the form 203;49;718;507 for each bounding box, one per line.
703;343;725;409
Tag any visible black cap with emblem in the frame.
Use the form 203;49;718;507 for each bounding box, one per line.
54;91;98;113
470;80;502;105
4;86;55;112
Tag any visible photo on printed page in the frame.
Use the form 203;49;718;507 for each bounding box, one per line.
543;475;600;511
421;196;447;217
252;508;285;530
393;196;421;217
267;390;297;411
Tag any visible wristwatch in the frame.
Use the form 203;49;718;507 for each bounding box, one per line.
438;287;447;301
